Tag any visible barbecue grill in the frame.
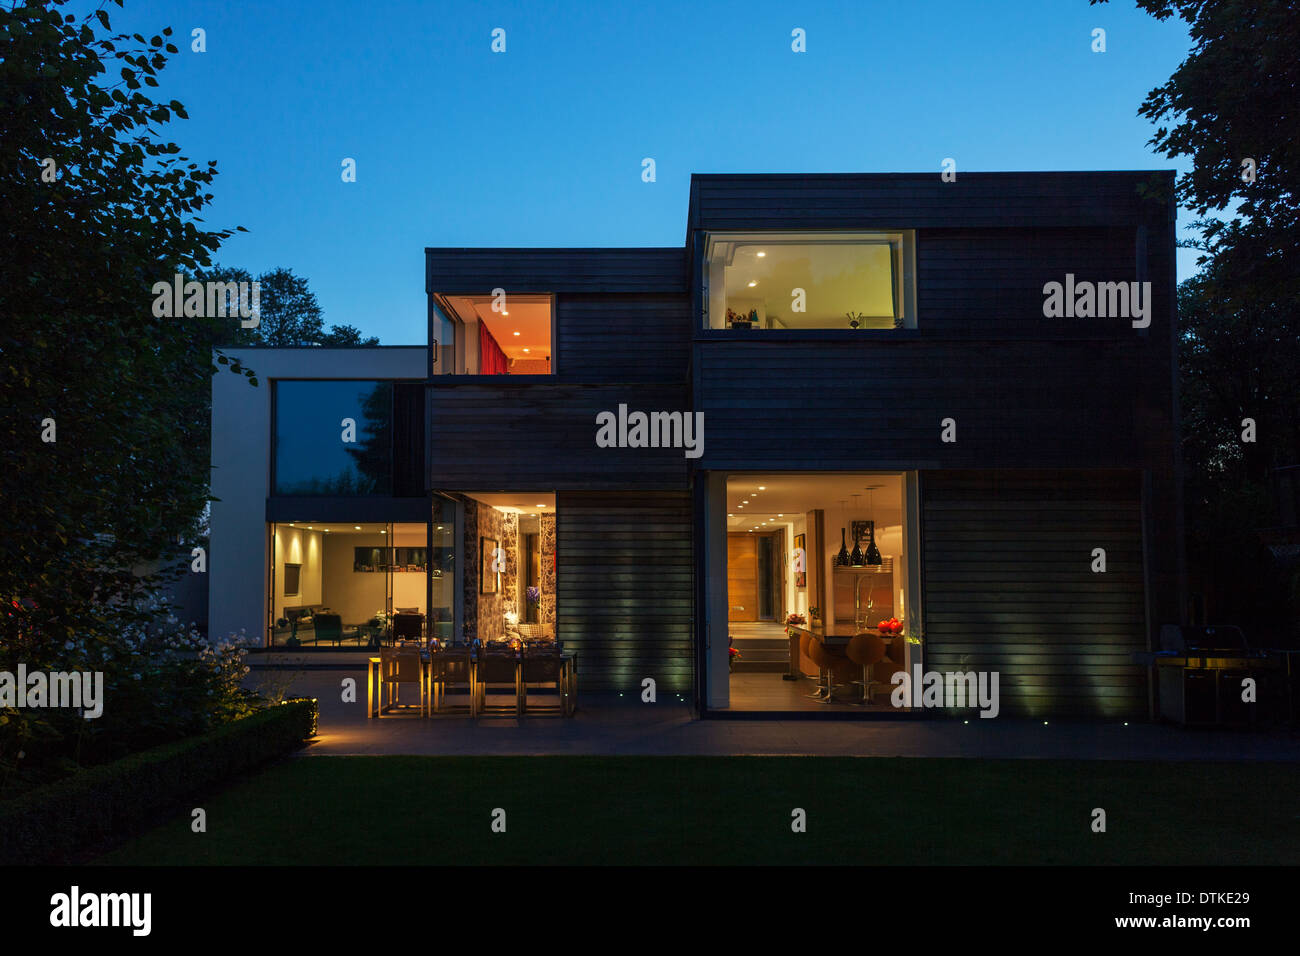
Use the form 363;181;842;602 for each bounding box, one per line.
1138;625;1284;726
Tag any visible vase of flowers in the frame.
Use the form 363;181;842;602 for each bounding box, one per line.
784;612;807;639
525;586;541;623
728;639;742;672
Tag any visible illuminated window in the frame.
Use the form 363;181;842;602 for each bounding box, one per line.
703;232;915;330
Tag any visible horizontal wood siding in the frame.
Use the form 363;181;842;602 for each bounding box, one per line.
426;248;686;294
557;293;690;383
557;491;694;693
695;337;1147;469
921;471;1148;718
917;227;1140;338
428;383;691;489
689;172;1173;231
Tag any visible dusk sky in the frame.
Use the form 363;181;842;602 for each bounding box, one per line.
101;1;1196;344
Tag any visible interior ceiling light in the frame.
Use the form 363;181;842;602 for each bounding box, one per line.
354;525;361;530
513;331;521;336
523;348;531;352
756;251;766;257
758;486;766;490
747;281;757;287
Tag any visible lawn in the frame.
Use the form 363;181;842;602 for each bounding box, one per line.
97;755;1300;865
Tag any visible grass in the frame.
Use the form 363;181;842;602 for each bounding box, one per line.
96;755;1300;865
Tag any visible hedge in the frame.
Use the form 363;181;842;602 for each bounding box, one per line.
0;698;317;864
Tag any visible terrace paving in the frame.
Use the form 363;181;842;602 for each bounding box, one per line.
247;661;1300;761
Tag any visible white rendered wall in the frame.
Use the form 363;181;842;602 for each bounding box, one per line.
208;347;426;645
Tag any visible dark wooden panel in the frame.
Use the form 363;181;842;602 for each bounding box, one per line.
694;338;1154;469
557;491;694;693
916;227;1147;339
393;383;426;497
426;248;686;294
921;470;1147;718
688;172;1174;231
556;294;691;383
428;383;691;489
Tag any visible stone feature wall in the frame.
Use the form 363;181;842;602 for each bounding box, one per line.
462;496;506;641
501;511;519;622
540;513;557;633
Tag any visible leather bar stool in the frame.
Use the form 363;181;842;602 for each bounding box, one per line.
846;632;888;705
807;638;857;704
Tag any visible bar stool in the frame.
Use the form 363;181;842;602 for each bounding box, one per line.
846;632;889;705
807;638;857;704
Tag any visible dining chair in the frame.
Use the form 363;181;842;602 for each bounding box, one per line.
380;645;426;716
520;644;564;715
475;647;521;717
392;613;423;643
429;645;474;716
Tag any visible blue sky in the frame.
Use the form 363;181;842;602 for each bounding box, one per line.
100;0;1196;344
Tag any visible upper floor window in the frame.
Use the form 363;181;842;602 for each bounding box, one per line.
431;293;554;374
703;232;915;330
273;380;393;495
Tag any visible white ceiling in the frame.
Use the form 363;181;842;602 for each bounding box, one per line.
466;492;556;515
444;294;552;360
726;473;903;531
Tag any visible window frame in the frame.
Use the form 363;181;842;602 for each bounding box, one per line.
699;230;917;333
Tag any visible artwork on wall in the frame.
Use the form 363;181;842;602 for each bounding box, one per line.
793;533;807;588
479;536;499;593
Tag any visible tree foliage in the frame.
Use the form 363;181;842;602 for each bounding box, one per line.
1099;0;1300;632
0;0;259;774
195;264;380;347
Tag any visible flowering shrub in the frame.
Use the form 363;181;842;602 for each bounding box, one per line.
1;593;262;794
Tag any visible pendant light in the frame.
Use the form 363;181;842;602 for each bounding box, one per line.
835;499;850;567
865;485;883;566
849;493;864;566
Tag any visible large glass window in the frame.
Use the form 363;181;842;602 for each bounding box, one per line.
273;381;393;495
268;519;435;648
704;232;915;330
430;293;553;375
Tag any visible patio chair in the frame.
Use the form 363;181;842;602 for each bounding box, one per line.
520;644;564;715
430;645;474;716
380;646;426;716
314;613;344;648
475;647;521;717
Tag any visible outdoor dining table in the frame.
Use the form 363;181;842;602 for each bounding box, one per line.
366;646;578;718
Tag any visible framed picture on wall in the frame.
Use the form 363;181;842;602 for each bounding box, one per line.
793;533;807;588
480;536;499;593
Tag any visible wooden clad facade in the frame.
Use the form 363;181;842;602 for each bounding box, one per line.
556;491;694;692
920;470;1148;718
424;171;1184;717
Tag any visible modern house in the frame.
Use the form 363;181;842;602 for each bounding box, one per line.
209;171;1184;719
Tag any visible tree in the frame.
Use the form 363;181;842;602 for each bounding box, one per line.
1098;0;1300;634
195;264;380;346
0;0;258;774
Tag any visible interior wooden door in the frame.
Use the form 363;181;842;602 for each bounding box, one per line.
727;533;758;622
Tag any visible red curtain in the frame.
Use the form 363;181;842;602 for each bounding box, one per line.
479;322;508;375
